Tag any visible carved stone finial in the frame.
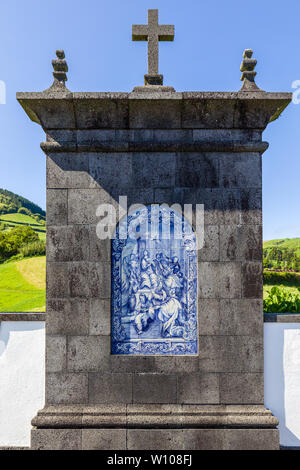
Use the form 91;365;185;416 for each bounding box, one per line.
51;50;68;88
240;49;261;91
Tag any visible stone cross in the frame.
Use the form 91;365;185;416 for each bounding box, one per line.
132;9;174;86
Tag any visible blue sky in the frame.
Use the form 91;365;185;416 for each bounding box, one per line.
0;0;299;241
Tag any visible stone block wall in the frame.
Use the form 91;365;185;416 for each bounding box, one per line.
45;156;263;404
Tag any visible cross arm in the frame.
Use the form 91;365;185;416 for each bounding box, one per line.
132;25;149;41
158;25;175;41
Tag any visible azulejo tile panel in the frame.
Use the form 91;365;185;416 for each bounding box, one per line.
111;205;198;355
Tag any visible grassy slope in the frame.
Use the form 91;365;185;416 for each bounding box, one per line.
0;256;45;312
0;212;46;240
263;238;300;257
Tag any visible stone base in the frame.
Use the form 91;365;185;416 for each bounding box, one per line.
132;85;175;93
144;74;164;86
31;405;280;450
31;428;279;450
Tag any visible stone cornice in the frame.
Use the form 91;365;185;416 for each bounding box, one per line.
40;140;269;154
264;313;300;323
17;91;291;131
0;312;45;321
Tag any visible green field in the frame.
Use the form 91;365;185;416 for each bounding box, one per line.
0;212;46;240
0;190;47;312
0;256;45;312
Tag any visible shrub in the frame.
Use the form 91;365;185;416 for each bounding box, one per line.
0;222;8;231
18;240;46;258
263;271;300;286
263;286;300;313
17;207;32;216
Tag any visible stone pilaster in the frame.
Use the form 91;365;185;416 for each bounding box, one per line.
17;89;291;450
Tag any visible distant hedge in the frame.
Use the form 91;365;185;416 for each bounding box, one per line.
263;271;300;286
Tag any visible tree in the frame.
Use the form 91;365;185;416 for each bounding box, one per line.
0;225;39;261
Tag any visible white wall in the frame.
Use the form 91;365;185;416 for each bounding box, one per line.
265;323;300;447
0;321;300;448
0;321;45;447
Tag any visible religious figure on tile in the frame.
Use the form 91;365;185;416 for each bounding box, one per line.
111;205;198;355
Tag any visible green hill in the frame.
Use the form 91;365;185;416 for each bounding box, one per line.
263;238;300;257
0;189;46;240
0;212;46;240
0;190;46;265
0;188;45;218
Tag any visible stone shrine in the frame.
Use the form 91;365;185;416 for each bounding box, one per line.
17;10;291;450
